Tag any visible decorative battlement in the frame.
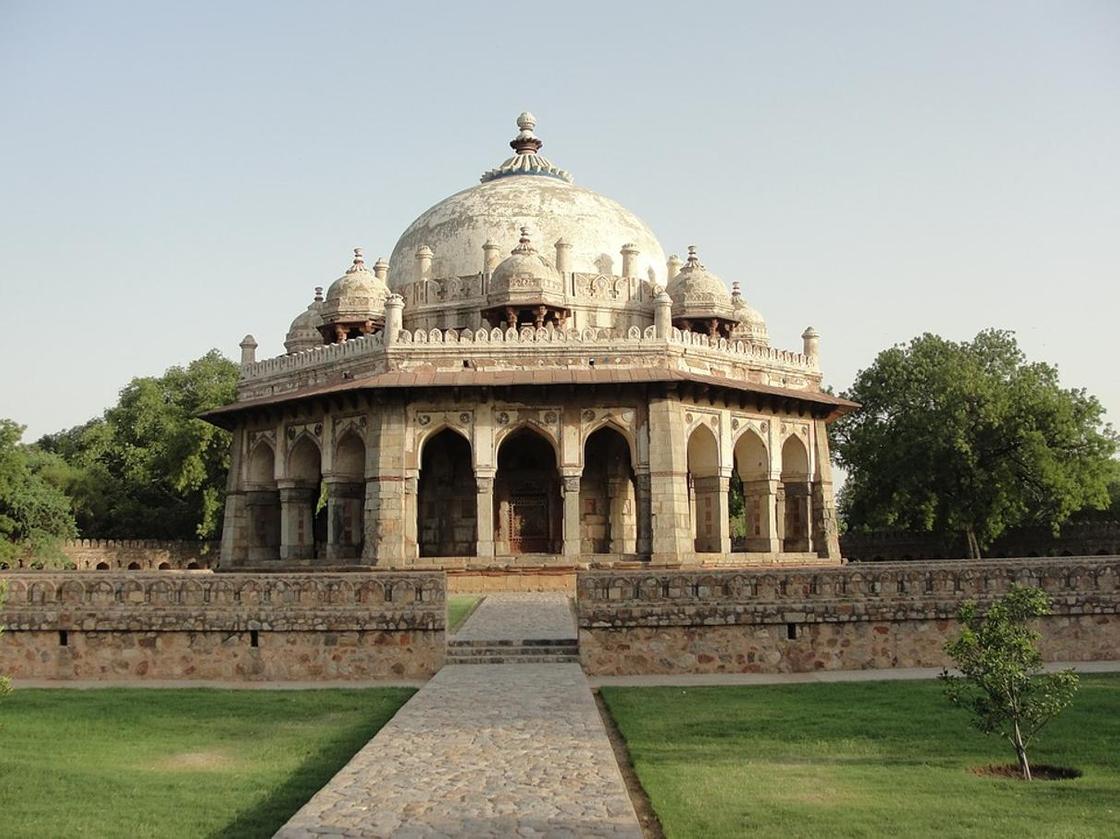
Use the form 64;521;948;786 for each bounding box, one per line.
578;556;1119;628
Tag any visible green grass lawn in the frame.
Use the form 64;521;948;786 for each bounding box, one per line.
448;594;483;633
602;675;1120;839
0;687;413;838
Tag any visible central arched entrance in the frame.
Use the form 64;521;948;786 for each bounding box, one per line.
580;426;637;554
494;427;562;555
417;428;476;557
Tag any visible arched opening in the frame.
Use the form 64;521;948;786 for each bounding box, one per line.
325;431;366;560
418;428;477;557
127;562;141;570
732;429;770;552
495;427;561;555
186;561;200;570
687;424;723;553
283;435;324;561
158;562;171;570
780;435;811;552
580;427;637;555
246;441;281;563
95;562;109;570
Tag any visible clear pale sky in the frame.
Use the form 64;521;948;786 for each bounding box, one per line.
1;1;1117;442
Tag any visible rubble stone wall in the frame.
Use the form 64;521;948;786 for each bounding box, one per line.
577;557;1120;674
0;571;444;680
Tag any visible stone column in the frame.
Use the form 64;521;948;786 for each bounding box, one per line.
647;392;694;561
653;291;673;339
474;472;495;559
244;489;280;563
634;471;653;557
783;481;813;552
692;473;731;554
562;472;582;558
811;418;842;561
743;478;781;553
607;477;637;555
403;472;419;561
278;482;317;561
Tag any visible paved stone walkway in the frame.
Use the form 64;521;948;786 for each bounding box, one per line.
276;594;641;838
451;592;577;641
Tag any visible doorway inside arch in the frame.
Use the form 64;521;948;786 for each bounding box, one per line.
494;427;562;555
418;429;476;557
580;427;637;554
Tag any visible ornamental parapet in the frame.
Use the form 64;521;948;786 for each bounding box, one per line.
237;323;819;397
0;571;445;632
576;556;1120;628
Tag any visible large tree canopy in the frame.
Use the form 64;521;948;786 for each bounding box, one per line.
36;350;238;541
0;419;78;565
832;330;1117;558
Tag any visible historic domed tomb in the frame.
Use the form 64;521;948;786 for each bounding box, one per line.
203;114;857;570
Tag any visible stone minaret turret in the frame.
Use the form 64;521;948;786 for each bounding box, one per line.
239;334;258;366
621;243;640;278
415;245;433;282
802;326;820;357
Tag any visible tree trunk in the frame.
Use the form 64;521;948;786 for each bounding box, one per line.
965;528;982;560
1013;722;1032;780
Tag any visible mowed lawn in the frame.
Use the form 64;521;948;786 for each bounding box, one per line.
602;675;1120;839
448;594;483;633
0;688;413;838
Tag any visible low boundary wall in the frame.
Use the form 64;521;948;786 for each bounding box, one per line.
577;556;1120;675
0;571;444;681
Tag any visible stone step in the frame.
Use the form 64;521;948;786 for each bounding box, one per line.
447;645;579;658
448;638;578;649
444;654;581;665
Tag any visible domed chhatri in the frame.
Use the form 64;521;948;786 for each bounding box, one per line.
208;112;854;573
317;248;391;344
485;226;568;330
284;287;325;354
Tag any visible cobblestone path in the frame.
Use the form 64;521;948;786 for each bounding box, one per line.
451;592;577;641
275;595;642;838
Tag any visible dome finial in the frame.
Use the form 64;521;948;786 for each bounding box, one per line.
347;247;366;273
685;245;703;269
314;286;324;302
511;112;543;155
513;225;535;254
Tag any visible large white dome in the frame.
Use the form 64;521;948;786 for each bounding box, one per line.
387;114;667;289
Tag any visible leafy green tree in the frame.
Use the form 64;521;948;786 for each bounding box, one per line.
833;330;1117;557
941;586;1078;780
36;350;238;541
0;419;78;566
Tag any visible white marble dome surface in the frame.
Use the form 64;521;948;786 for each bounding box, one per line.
387;117;667;289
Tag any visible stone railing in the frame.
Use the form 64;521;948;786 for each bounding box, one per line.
577;556;1119;628
0;571;445;632
240;323;817;384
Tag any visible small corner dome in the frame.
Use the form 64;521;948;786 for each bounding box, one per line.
731;288;769;346
488;226;562;299
284;289;324;354
666;246;734;317
318;248;391;338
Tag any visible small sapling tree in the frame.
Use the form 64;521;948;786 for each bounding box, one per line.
940;586;1079;780
0;582;10;701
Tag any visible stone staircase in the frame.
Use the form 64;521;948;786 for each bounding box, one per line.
445;637;580;665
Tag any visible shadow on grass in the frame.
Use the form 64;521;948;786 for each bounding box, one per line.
208;724;376;839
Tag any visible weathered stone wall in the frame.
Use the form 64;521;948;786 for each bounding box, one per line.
0;571;444;680
577;557;1120;675
0;540;220;571
841;523;1120;562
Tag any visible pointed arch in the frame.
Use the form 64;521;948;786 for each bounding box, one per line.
333;429;366;480
583;417;639;471
494;426;562;555
687;424;723;553
580;426;637;554
494;419;561;465
780;434;811;552
287;435;322;483
781;434;810;481
247;439;276;486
